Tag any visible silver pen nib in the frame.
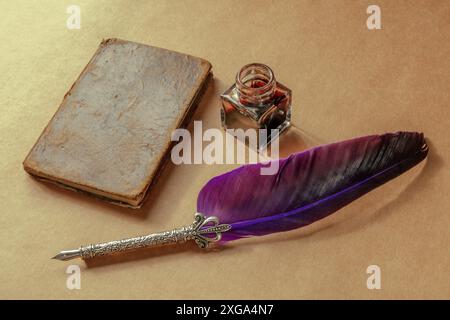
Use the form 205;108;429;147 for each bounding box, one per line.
52;249;81;261
51;213;232;261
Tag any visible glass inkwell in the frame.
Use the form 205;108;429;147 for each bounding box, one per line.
220;63;292;149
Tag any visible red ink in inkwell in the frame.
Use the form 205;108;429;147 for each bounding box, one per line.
220;63;292;147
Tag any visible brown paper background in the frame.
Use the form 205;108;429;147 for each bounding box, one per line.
0;0;449;299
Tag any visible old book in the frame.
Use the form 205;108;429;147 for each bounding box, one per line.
23;38;211;208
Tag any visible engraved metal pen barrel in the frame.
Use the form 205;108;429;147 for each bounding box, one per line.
52;213;231;261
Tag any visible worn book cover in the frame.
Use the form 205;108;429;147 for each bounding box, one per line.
23;38;211;208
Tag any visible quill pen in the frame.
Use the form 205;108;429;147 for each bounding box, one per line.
53;131;427;261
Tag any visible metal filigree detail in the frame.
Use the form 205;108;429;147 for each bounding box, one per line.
192;212;231;249
79;213;231;259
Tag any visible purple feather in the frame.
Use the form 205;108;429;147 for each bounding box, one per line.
197;131;428;241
